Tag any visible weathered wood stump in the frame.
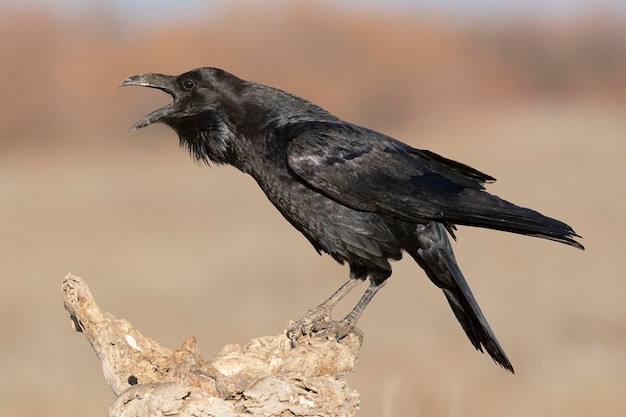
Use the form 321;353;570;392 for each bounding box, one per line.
61;273;361;417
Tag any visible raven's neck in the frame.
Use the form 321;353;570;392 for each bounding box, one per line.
175;83;340;176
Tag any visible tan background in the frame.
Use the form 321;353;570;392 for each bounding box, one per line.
1;3;624;416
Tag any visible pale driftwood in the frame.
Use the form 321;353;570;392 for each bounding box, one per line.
61;273;361;417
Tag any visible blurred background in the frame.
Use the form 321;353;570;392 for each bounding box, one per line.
1;1;625;416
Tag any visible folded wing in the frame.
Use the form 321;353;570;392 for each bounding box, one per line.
286;122;583;249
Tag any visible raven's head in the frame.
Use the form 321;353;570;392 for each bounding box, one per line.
120;67;245;164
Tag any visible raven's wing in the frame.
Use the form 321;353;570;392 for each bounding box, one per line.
286;122;583;249
287;122;492;222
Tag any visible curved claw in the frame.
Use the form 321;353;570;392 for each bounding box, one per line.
287;312;363;347
311;320;353;342
287;306;334;347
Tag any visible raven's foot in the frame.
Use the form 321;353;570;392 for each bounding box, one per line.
287;309;362;347
310;318;363;345
287;278;366;347
287;305;333;347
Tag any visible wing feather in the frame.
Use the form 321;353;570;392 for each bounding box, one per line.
287;123;486;223
286;122;582;249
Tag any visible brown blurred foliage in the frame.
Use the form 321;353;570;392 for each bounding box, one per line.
0;3;625;148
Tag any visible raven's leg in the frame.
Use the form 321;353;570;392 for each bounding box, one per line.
287;276;364;346
311;279;385;341
338;280;384;327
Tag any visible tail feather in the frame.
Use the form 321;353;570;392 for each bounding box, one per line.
442;286;513;372
445;190;584;250
412;222;514;372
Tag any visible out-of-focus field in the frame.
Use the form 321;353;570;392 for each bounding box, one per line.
1;4;625;417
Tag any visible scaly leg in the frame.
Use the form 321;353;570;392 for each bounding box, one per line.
287;277;363;346
311;280;384;343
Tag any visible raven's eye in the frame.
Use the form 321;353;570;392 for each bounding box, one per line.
183;79;195;90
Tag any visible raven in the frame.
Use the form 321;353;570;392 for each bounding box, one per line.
120;67;583;373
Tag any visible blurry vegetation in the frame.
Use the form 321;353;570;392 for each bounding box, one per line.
0;3;624;148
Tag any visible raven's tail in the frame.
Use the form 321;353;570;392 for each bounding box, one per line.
410;222;514;372
443;190;584;250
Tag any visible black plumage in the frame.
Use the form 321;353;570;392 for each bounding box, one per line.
120;67;583;373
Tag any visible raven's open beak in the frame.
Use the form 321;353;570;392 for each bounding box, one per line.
119;73;178;131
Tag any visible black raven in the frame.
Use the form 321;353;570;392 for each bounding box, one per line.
120;67;583;373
